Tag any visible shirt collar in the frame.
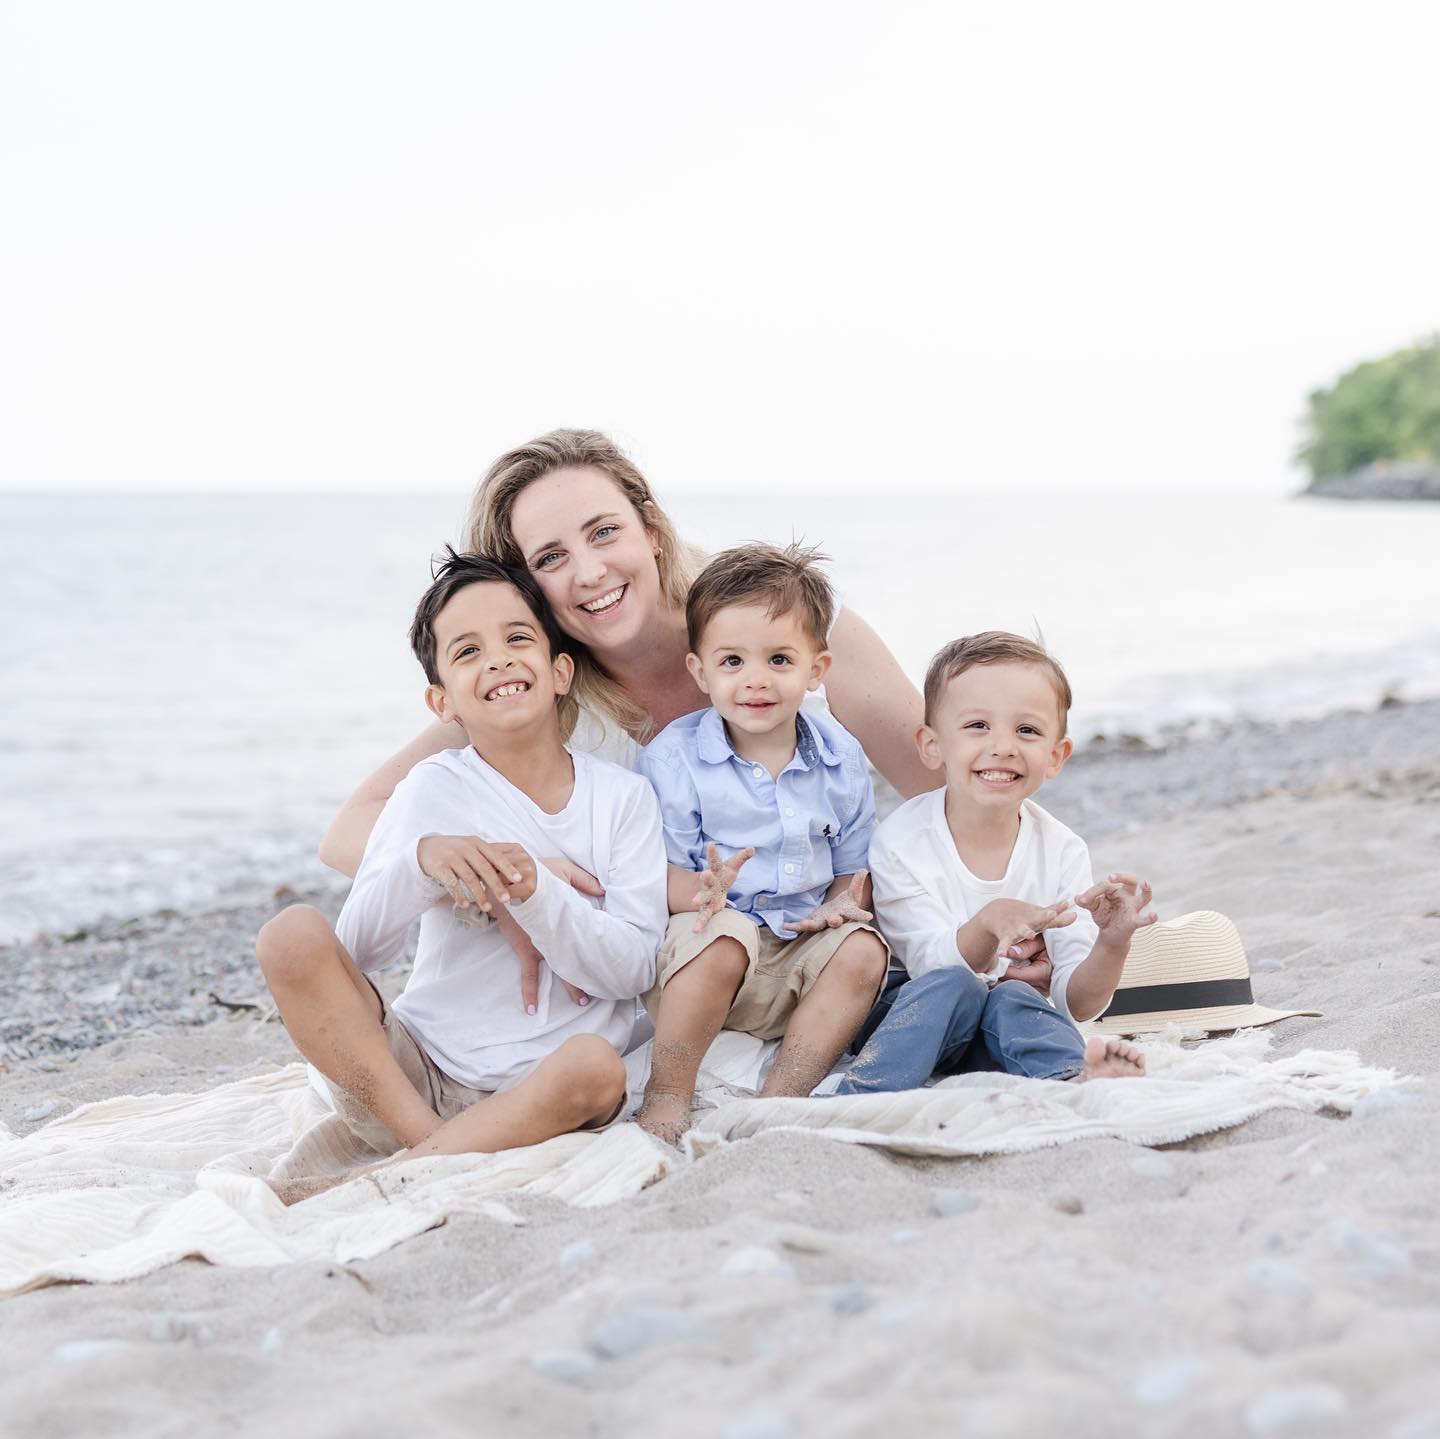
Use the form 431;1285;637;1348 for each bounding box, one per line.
696;707;737;765
695;707;842;770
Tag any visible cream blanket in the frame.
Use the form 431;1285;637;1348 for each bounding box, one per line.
0;1031;1404;1295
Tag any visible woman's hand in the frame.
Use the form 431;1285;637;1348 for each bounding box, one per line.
513;859;606;1012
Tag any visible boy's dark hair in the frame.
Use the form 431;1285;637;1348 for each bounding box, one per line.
410;547;571;696
923;631;1073;733
685;542;834;652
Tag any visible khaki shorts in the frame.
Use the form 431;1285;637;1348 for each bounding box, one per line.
644;909;889;1042
323;978;625;1152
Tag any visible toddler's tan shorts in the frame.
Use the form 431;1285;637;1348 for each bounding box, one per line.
644;908;889;1042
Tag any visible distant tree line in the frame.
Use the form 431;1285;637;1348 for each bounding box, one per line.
1299;337;1440;480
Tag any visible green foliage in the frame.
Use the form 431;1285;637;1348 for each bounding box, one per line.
1299;337;1440;479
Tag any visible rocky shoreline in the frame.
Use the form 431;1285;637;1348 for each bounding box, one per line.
1302;459;1440;501
4;697;1439;1067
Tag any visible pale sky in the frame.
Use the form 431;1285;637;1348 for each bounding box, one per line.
3;1;1437;495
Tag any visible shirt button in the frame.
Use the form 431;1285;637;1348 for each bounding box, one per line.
784;863;795;875
784;807;795;817
752;765;764;779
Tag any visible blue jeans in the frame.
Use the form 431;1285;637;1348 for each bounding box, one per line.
835;967;1086;1096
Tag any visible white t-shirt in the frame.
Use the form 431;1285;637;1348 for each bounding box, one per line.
868;791;1098;1023
335;746;667;1090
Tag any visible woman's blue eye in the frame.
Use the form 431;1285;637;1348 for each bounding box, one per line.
535;552;562;570
594;524;619;541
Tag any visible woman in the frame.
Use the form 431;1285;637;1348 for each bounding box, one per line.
323;429;941;861
321;428;1051;991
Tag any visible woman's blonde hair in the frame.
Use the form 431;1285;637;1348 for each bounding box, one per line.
465;429;706;740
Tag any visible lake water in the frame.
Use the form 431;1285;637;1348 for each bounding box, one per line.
2;489;1438;944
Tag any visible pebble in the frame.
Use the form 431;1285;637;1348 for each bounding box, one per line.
721;1246;792;1278
1389;1417;1440;1439
77;980;122;1004
1248;1259;1311;1296
147;1312;213;1344
1131;1356;1205;1406
1334;1219;1411;1274
1053;1194;1085;1215
776;1227;830;1255
22;1099;58;1122
531;1349;598;1383
932;1188;979;1217
829;1285;872;1316
559;1239;595;1266
889;1229;923;1246
52;1340;130;1364
214;1063;234;1074
1129;1152;1176;1178
590;1307;698;1360
725;1413;790;1439
259;1327;284;1356
1352;1089;1419;1120
35;1058;62;1072
1242;1384;1348;1434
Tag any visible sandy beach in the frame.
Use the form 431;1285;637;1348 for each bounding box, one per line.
2;704;1437;1439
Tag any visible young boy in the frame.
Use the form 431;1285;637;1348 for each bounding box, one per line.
255;550;666;1198
633;543;890;1144
838;632;1151;1096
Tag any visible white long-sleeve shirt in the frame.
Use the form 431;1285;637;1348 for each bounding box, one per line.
868;791;1098;1023
334;745;666;1090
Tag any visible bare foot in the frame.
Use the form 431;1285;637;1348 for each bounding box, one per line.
636;1088;693;1147
1075;1034;1146;1080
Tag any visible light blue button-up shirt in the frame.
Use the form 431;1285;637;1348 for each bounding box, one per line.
634;706;877;937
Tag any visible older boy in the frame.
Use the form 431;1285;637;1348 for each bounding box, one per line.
633;543;889;1143
839;632;1150;1096
256;551;666;1196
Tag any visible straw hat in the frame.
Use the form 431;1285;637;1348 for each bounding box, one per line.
1093;910;1321;1036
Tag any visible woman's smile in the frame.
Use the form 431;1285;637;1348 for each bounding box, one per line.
509;466;663;650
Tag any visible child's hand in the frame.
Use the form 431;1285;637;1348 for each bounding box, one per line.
487;843;538;903
999;945;1054;996
981;898;1077;960
692;842;755;934
417;836;536;911
783;871;873;932
1076;872;1157;939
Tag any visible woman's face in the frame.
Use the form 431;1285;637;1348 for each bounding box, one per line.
508;466;665;653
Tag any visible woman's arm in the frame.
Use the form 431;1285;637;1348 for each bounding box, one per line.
319;718;467;877
824;607;943;800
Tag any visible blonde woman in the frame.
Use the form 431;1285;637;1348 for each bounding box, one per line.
321;429;1054;997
